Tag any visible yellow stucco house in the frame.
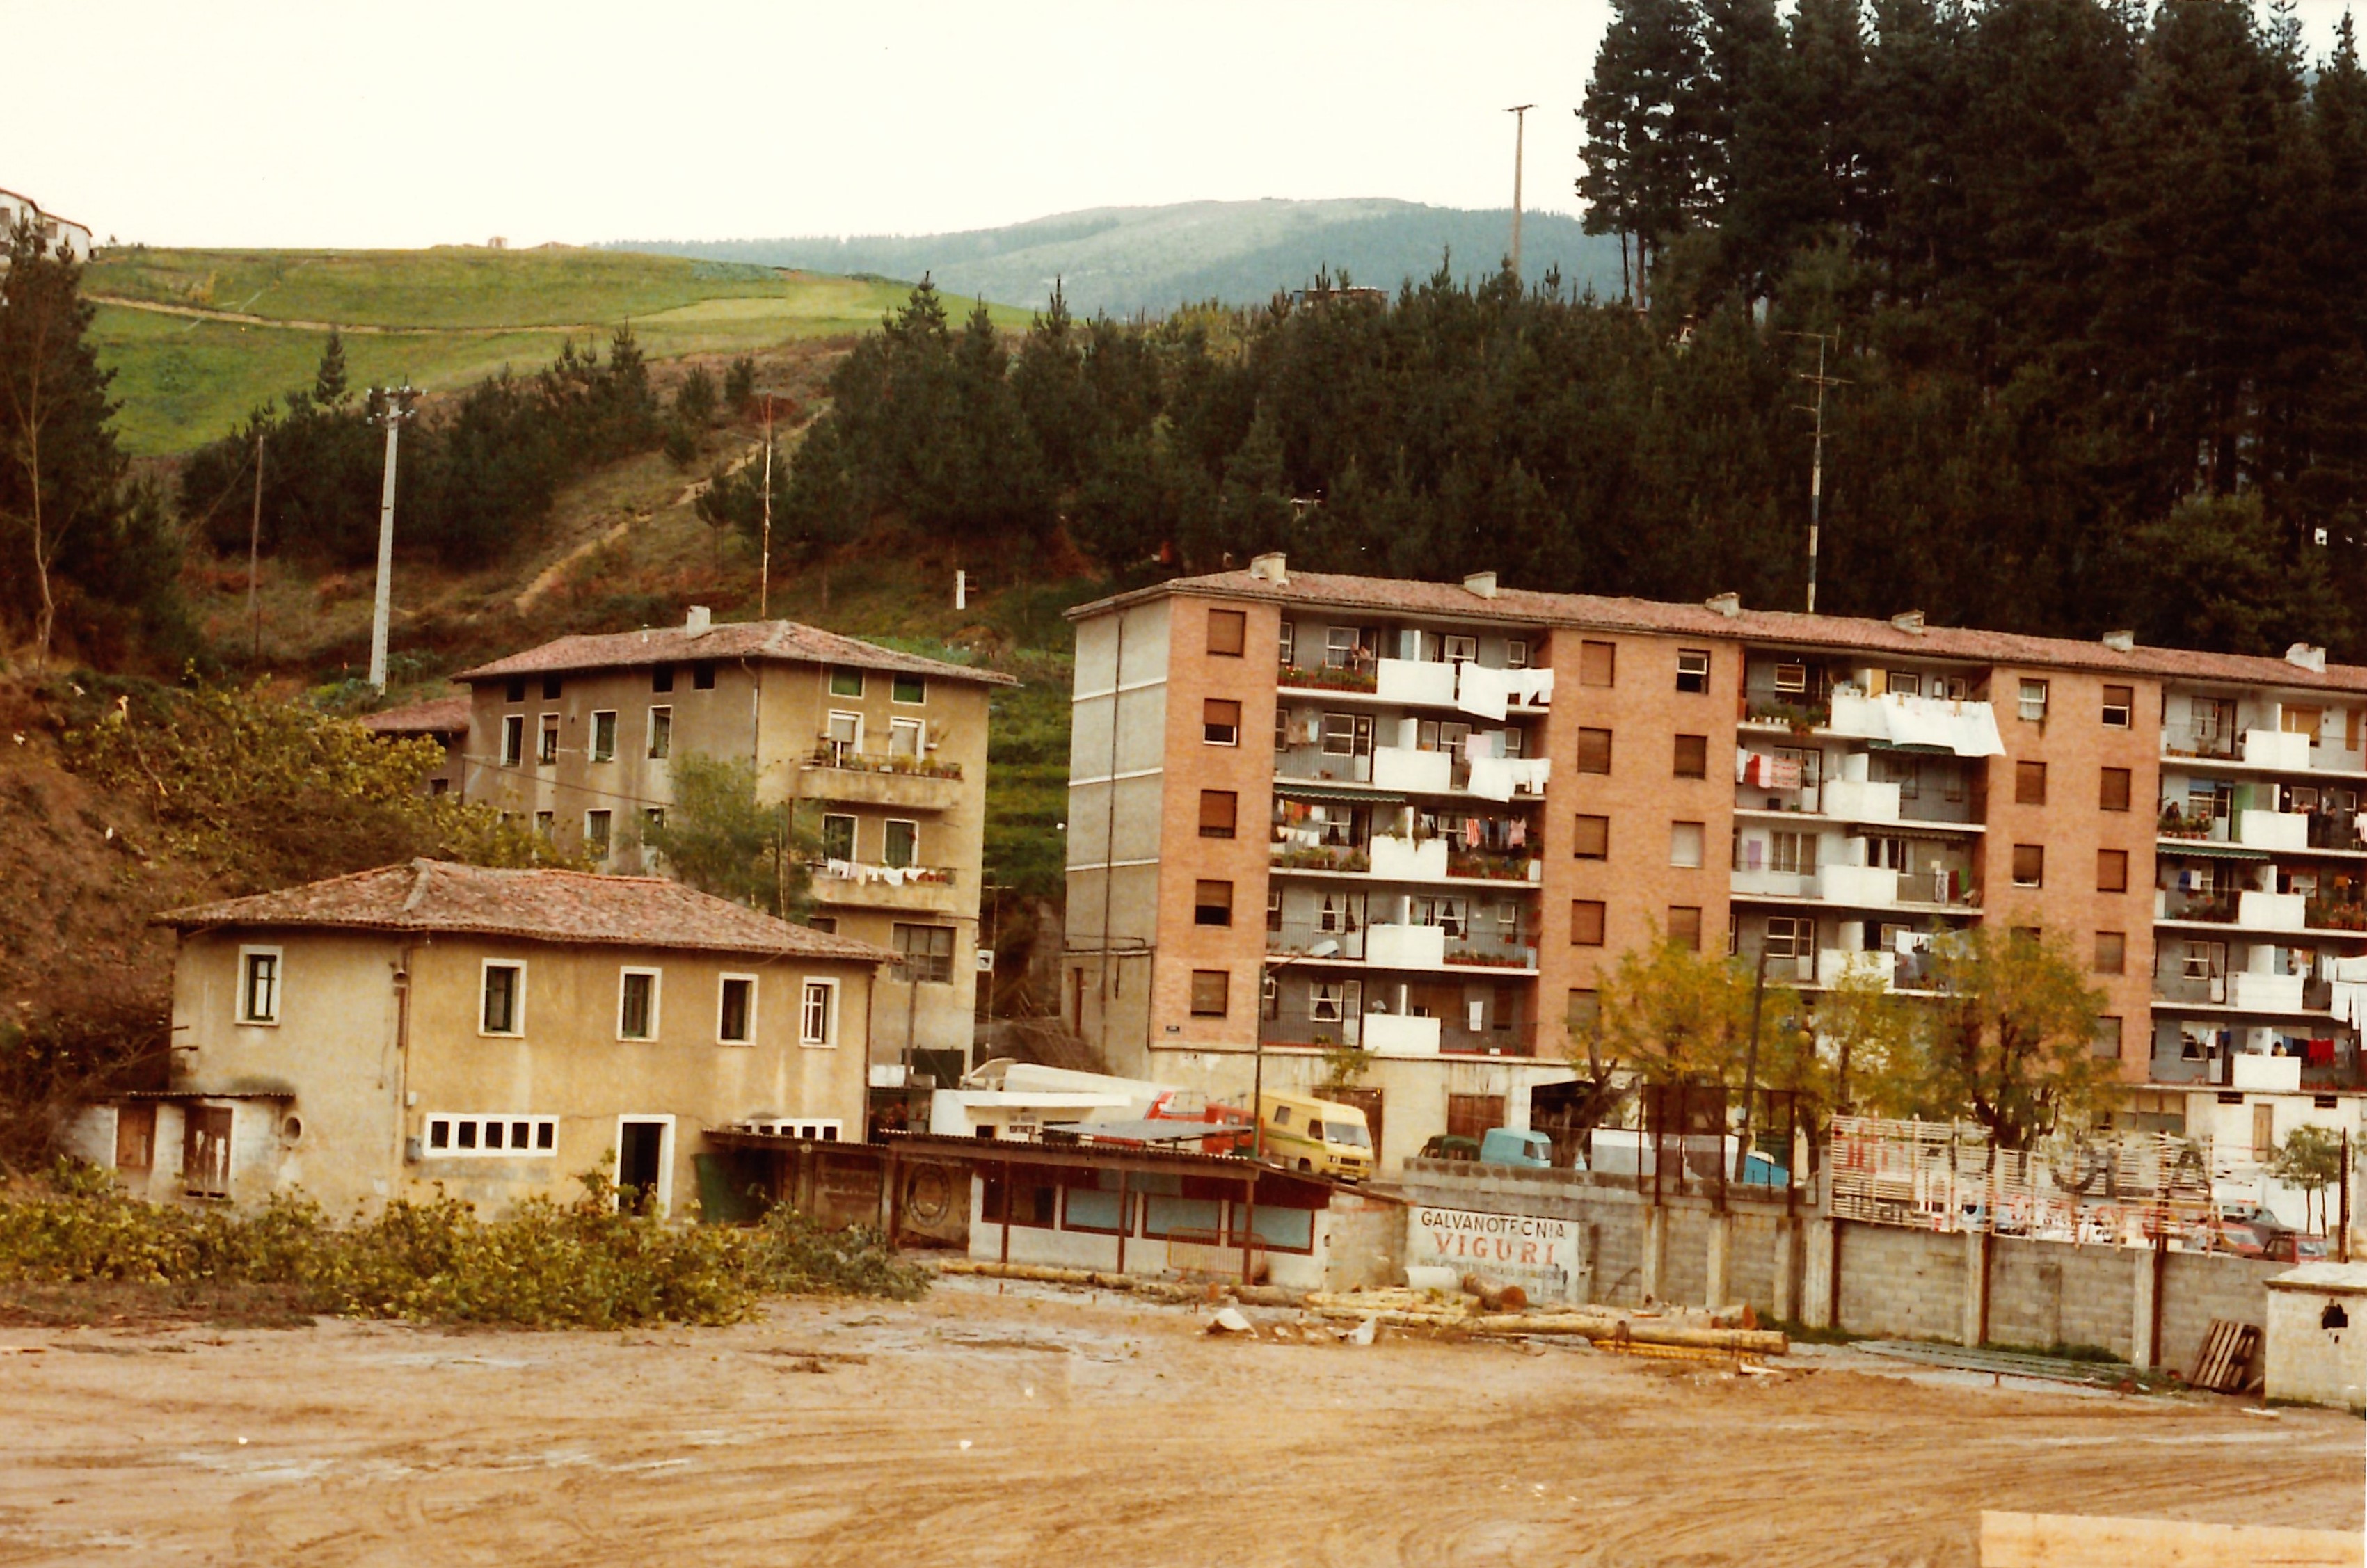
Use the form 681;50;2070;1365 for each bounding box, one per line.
81;860;891;1217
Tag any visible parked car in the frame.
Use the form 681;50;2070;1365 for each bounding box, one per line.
1418;1134;1480;1162
1479;1128;1554;1169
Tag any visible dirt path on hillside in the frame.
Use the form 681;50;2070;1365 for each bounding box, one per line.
85;294;595;336
0;1279;2355;1567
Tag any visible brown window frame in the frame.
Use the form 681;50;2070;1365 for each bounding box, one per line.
1666;906;1703;950
1673;734;1708;779
1189;969;1230;1017
2011;845;2044;888
1194;880;1234;927
2099;767;2132;813
2015;760;2047;806
1198;789;1238;839
1206;608;1247;657
1572;814;1610;860
1579;641;1617;688
1202;698;1241;746
1570;900;1607;947
1576;728;1613;775
2094;931;2126;975
2097;848;2129;893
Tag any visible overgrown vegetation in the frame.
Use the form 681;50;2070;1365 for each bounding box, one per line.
0;1161;926;1328
639;751;814;920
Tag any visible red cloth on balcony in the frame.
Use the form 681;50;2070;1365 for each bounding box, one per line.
2306;1037;2336;1065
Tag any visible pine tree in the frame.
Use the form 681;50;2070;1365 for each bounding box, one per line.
314;328;351;407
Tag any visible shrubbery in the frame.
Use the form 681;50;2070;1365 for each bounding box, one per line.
0;1162;926;1329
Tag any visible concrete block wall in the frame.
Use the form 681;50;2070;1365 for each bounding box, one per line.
1728;1213;1785;1310
1988;1240;2139;1357
2158;1251;2286;1377
1659;1206;1711;1306
1833;1223;1964;1341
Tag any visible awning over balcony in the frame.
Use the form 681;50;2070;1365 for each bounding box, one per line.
2157;840;2272;861
1274;780;1405;806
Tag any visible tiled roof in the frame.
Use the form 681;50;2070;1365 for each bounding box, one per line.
1074;569;2367;694
154;860;894;965
362;693;472;736
452;620;1017;687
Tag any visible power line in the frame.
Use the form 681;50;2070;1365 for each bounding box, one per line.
1786;332;1849;615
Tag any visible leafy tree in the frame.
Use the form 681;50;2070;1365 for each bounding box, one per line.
637;752;813;920
1576;934;1817;1096
1897;922;2116;1150
2272;1123;2345;1236
1815;956;1919;1114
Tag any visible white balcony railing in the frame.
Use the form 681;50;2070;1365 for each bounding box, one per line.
1363;1013;1443;1057
1374;657;1457;707
2241;729;2313;770
1818;864;1900;907
1371;746;1452;794
2235;890;2309;931
2236;809;2309;851
1369;834;1449;881
1820;777;1902;824
1365;922;1449;969
2226;971;2304;1011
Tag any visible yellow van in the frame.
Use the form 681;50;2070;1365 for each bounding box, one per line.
1257;1091;1373;1181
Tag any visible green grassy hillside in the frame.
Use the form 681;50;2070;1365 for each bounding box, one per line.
86;246;1028;456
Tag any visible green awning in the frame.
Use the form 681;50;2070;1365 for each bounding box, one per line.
1867;740;1956;755
1274;781;1405;805
2156;840;2272;861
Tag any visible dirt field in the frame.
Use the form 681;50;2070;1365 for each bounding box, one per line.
0;1278;2357;1567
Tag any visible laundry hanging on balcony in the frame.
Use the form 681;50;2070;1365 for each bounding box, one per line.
1453;664;1552;722
1740;753;1803;790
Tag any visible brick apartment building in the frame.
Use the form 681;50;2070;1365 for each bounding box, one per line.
452;609;1014;1073
1062;557;2367;1169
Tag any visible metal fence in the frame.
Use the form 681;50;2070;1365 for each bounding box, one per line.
1826;1116;2217;1245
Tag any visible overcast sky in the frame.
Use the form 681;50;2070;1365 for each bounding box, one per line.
11;0;2362;250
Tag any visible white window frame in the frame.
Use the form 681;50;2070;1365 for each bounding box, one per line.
236;945;282;1025
647;705;672;759
821;812;857;861
888;716;925;758
585;809;613;858
616;966;662;1042
2018;678;2049;723
1277;622;1295;668
2101;686;2133;728
500;713;525;767
423;1112;559;1158
590;710;618;762
1676;648;1710;693
883;817;920;869
1773;663;1808;694
717;973;758;1046
1321;711;1359;756
799;977;840;1048
1887;670;1922;697
538;713;560;765
1325;626;1360;669
826;710;863;759
479;959;527;1037
1443;634;1478;664
1764;915;1803;959
534;809;554;836
612;1114;676;1215
1506;639;1531;670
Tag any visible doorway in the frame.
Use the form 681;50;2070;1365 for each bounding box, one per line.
182;1105;232;1199
616;1117;673;1215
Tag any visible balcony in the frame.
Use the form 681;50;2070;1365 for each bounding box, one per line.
1362;1013;1442;1057
2242;728;2313;770
811;859;962;914
799;748;965;812
1278;662;1377;696
1820;777;1901;824
1369;834;1448;881
1374;657;1457;707
1366;922;1446;968
2228;971;2304;1011
1371;746;1451;794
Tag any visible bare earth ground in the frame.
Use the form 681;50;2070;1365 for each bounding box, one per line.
0;1277;2357;1568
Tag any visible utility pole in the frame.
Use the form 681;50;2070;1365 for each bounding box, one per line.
365;384;420;690
1506;104;1536;281
759;393;775;619
246;428;265;663
1787;332;1847;615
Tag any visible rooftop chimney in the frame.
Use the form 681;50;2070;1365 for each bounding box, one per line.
2101;630;2135;653
1704;591;1741;618
1248;552;1288;584
1891;610;1926;635
685;605;712;634
1463;570;1499;599
2286;642;2327;673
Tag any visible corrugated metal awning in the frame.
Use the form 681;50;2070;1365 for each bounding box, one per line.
2157;840;2272;861
1274;781;1405;805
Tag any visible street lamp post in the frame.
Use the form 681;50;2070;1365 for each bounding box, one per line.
1253;939;1339;1163
365;384;421;691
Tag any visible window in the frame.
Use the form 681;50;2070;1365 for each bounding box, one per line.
826;710;862;760
2011;844;2044;887
538;714;559;765
586;810;612;857
504;678;526;704
1190;969;1230;1016
1579;640;1616;687
2094;1016;2123;1060
1207;608;1246;656
1277;621;1295;667
237;948;280;1024
1199;790;1238;839
534;810;554;835
1325;626;1361;669
2094;932;2126;975
1670;822;1705;869
2283;705;2324;747
2101;684;2133;728
1194;880;1234;927
800;979;838;1046
1203;698;1241;746
2018;679;2048;722
1266;888;1282;933
1666;906;1703;950
692;661;716;691
1773;663;1808;694
648;706;672;759
1771;831;1817;875
500;714;525;766
883;819;918;868
1506;639;1531;669
2097;848;2128;893
718;976;756;1043
618;968;660;1041
481;962;524;1035
1566;989;1601;1032
652;664;674;694
1572;814;1609;860
591;710;617;762
829;666;863;697
888;717;924;758
1887;671;1922;697
892;673;926;705
1321;712;1360;755
1673;735;1708;779
894;924;955;984
1446;1094;1508;1144
1764;915;1806;958
1576;728;1612;775
644;807;664;833
424;1114;557;1157
821;813;856;861
1442;634;1478;664
2015;761;2047;806
1310;982;1345;1023
1570;900;1607;946
2099;767;2131;812
541;675;561;700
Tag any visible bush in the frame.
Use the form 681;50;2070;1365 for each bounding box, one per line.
0;1161;928;1329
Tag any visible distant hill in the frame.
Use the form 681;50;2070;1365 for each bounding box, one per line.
613;199;1625;318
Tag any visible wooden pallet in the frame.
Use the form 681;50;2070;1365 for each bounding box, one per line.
2188;1319;2260;1393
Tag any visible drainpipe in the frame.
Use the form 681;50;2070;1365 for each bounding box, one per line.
393;941;416;1172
